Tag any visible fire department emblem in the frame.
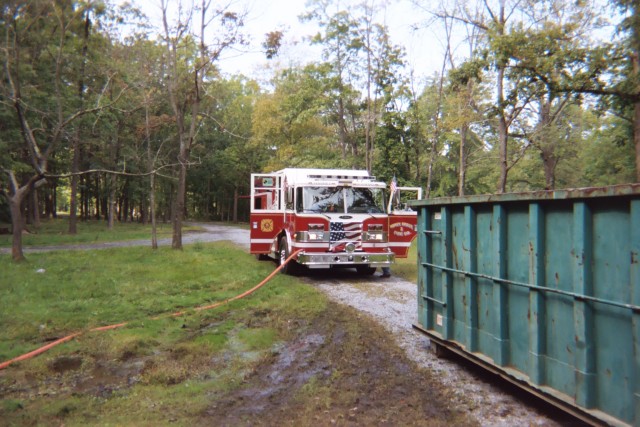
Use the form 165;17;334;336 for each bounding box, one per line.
260;219;274;232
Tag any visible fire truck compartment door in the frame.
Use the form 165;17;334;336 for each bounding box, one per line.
388;187;421;258
251;173;285;213
250;173;285;254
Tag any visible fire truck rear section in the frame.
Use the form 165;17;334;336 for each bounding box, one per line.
250;168;420;274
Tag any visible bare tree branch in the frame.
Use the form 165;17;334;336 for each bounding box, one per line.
43;160;200;179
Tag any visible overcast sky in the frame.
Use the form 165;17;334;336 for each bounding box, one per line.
225;0;442;79
134;0;446;83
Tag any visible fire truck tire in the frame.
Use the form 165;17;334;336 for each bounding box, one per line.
356;266;376;275
279;236;299;275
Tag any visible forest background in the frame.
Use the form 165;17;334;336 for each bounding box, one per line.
1;0;638;261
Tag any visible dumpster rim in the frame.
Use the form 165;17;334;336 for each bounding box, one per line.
409;183;640;208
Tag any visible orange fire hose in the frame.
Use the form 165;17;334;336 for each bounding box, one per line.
0;250;301;371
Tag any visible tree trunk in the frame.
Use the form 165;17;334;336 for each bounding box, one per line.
537;98;557;190
52;180;57;218
26;186;34;225
122;179;129;223
542;150;557;190
6;173;43;261
108;172;117;229
459;124;468;196
9;193;26;262
68;137;80;233
44;182;54;219
143;97;158;248
425;143;436;199
31;188;40;227
205;179;211;218
94;173;101;220
101;186;108;221
108;127;122;227
67;11;90;232
83;176;90;220
633;101;640;182
172;160;186;249
233;186;238;223
497;64;508;194
166;184;174;224
117;190;123;222
634;53;640;182
337;97;348;160
140;199;147;224
129;201;135;222
150;173;158;249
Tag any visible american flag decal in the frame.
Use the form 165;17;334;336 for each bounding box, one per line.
330;222;362;251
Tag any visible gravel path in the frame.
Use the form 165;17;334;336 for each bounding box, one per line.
0;223;250;254
2;223;569;425
305;273;566;426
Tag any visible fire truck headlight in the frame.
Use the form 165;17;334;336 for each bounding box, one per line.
295;229;327;242
363;232;387;242
364;224;387;242
302;224;326;241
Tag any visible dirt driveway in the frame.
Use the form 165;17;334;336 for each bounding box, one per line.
167;224;573;425
198;224;572;426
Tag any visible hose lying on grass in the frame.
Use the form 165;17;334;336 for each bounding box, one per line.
0;250;301;371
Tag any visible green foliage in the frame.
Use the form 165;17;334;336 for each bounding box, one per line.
0;197;9;223
1;0;638;250
580;118;637;186
251;64;343;171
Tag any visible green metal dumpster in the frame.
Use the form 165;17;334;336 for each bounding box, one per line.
411;184;640;427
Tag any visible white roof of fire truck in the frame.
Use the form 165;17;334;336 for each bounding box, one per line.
276;168;385;187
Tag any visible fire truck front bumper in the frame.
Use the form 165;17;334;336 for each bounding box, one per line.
296;251;395;267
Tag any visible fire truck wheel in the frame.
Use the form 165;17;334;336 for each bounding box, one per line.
356;266;376;275
279;236;299;275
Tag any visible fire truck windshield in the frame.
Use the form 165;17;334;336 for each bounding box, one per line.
298;186;386;214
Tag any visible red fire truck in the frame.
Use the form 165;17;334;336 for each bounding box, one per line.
250;168;421;274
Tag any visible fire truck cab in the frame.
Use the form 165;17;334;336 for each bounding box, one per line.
250;168;421;274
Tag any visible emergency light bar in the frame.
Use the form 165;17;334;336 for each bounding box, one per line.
307;174;376;180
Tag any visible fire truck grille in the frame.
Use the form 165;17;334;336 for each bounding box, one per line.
330;222;362;251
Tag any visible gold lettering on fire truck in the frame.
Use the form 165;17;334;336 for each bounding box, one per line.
260;219;274;233
390;221;414;237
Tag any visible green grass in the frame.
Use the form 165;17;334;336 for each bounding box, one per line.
0;225;423;426
0;242;323;359
0;241;328;425
393;239;418;283
0;218;203;248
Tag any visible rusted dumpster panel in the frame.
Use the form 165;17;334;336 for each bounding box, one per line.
412;184;640;426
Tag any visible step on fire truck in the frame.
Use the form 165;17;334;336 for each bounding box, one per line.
250;168;421;275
